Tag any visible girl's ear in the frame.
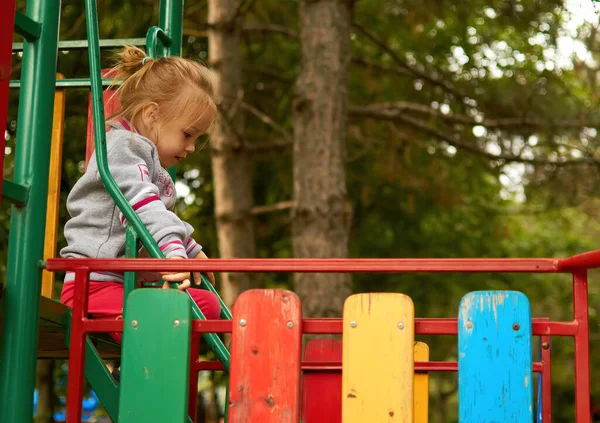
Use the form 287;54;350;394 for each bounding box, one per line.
141;102;159;128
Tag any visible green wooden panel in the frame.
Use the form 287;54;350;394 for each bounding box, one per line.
118;289;192;423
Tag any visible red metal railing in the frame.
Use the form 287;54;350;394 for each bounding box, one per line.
46;252;593;423
0;0;17;203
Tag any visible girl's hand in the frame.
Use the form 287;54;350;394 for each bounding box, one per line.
191;250;215;286
161;257;192;291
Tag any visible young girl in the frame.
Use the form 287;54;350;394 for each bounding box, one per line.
59;46;222;338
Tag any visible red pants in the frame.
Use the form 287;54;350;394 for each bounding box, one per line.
61;280;221;343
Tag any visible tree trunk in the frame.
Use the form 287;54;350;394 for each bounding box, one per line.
292;0;353;318
208;1;258;309
34;360;54;423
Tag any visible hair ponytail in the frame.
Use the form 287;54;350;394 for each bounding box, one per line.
108;45;154;89
106;45;218;134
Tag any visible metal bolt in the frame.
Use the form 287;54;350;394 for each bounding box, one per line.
397;322;405;330
173;320;180;327
239;319;247;327
131;320;138;328
287;321;294;328
466;321;473;329
350;321;357;328
541;342;550;350
513;323;520;331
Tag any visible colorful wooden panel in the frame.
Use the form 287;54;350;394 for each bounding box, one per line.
228;289;302;423
413;342;429;423
301;338;343;423
458;291;533;422
42;73;66;298
118;289;192;423
342;293;415;422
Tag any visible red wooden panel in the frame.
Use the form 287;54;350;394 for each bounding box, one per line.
301;339;342;423
0;0;17;200
228;289;302;423
85;68;120;169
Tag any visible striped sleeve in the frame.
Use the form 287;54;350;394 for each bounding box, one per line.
182;221;202;258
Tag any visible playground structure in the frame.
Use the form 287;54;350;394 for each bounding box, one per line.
0;0;594;422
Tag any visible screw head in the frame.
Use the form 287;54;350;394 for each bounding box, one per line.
286;321;294;328
350;321;357;328
131;320;138;328
173;320;180;327
466;321;473;329
397;322;405;330
239;319;247;327
541;342;550;350
513;323;521;331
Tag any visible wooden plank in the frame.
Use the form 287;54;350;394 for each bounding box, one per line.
118;289;192;422
0;297;120;359
413;342;429;423
301;338;343;423
228;289;302;423
342;293;415;423
42;73;66;299
458;291;533;422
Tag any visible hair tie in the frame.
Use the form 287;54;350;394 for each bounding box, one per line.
142;56;149;66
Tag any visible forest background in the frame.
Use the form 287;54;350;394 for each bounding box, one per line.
4;0;600;422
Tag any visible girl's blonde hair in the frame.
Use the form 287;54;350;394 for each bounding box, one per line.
108;45;218;134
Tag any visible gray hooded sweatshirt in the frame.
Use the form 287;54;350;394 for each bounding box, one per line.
60;120;202;283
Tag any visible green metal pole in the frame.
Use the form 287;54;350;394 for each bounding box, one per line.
86;0;231;367
160;0;182;181
124;225;138;301
85;0;162;257
159;0;183;57
0;0;60;421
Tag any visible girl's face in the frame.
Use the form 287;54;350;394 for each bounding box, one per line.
135;103;214;168
153;115;207;168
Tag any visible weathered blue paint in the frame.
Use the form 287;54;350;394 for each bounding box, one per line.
458;291;533;422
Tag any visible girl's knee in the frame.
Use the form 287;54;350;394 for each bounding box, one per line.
189;289;221;320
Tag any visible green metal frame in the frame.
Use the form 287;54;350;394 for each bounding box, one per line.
13;11;41;41
11;78;119;89
12;37;146;52
1;179;29;206
1;0;233;420
0;0;61;421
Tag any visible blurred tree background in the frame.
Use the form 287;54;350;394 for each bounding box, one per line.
4;0;600;421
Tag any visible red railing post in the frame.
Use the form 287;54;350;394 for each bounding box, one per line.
541;334;552;423
66;268;90;423
573;271;591;423
188;335;201;423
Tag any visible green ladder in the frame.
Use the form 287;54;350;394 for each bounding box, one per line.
0;0;62;421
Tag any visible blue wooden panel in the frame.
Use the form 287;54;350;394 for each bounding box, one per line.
458;291;533;423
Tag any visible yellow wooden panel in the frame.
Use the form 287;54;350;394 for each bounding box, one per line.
413;342;429;423
342;293;415;423
42;74;66;298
